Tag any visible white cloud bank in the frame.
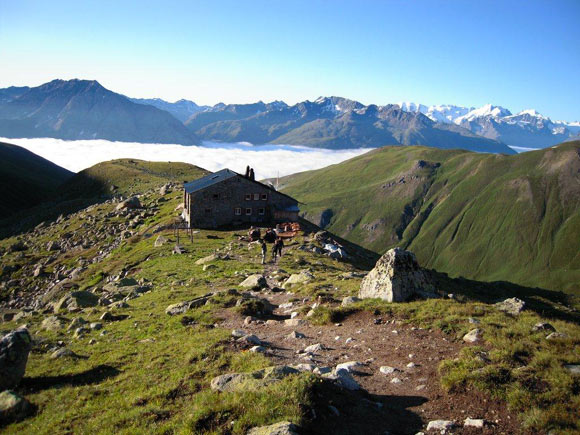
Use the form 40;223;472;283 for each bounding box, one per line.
1;137;372;179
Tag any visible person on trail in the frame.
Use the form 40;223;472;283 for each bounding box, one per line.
260;239;267;264
273;237;284;262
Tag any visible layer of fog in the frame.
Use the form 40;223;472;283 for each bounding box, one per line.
2;138;372;179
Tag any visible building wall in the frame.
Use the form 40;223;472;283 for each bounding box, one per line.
184;175;298;228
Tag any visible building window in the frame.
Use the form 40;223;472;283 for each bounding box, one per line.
253;193;260;200
261;193;268;200
245;194;251;201
212;193;219;200
205;208;212;214
234;207;241;216
245;208;252;215
258;208;265;215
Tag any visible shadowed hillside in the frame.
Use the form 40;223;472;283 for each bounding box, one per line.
278;141;580;293
0;141;73;219
0;157;209;237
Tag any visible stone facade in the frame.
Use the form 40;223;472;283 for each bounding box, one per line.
183;170;298;228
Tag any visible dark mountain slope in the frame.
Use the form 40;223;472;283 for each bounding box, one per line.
278;141;580;293
0;141;73;218
0;80;198;144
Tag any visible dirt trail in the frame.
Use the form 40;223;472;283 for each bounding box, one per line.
220;265;526;434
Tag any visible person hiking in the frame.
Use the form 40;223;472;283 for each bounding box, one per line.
260;239;267;264
273;237;284;262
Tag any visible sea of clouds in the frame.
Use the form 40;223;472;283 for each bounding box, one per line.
2;138;372;179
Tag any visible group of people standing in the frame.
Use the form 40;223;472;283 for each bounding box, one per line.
249;226;284;264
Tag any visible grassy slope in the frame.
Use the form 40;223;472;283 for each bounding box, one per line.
0;141;73;218
0;160;578;433
60;158;210;199
278;142;580;294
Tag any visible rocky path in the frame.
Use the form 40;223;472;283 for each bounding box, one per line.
219;271;523;434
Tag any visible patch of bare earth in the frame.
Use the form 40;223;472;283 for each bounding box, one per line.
219;287;530;434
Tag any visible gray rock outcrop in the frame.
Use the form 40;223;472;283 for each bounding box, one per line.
358;248;434;302
0;327;32;390
495;297;525;315
247;421;300;435
0;390;33;424
210;366;298;392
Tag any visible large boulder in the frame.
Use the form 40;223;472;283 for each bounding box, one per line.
210;366;298;392
495;297;525;315
247;421;300;435
54;291;99;312
0;327;32;390
116;196;141;211
165;293;214;315
0;390;33;424
358;248;434;302
239;274;268;290
283;271;314;289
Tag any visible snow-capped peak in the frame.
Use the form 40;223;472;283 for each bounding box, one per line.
516;109;548;119
456;104;512;123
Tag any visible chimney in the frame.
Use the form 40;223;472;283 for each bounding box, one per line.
250;168;255;181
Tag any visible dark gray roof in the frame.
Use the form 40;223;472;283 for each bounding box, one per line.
184;168;238;194
184;168;300;204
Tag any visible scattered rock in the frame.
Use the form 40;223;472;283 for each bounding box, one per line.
341;296;361;307
50;348;80;359
284;319;305;327
41;315;64;331
154;236;168;247
426;420;456;431
0;390;33;424
67;317;87;331
54;291;99;312
0;327;32;390
463;328;482;343
116;196;141;211
379;366;399;375
303;343;324;354
335;361;362;373
195;254;219;265
165;293;214;315
564;364;580;375
532;322;555;332
247;421;300;435
239;274;268;290
231;329;246;338
283;271;314;288
495;297;525;315
546;332;568;340
359;248;435;302
238;334;262;346
250;346;267;353
210;366;299;392
326;367;360;391
286;331;306;340
390;377;402;384
464;418;485;428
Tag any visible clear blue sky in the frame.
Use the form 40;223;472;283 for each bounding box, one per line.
1;0;578;120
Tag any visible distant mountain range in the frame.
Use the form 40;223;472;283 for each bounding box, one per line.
0;79;577;153
0;80;198;144
397;102;580;149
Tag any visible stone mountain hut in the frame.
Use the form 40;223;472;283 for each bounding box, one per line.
182;167;299;228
